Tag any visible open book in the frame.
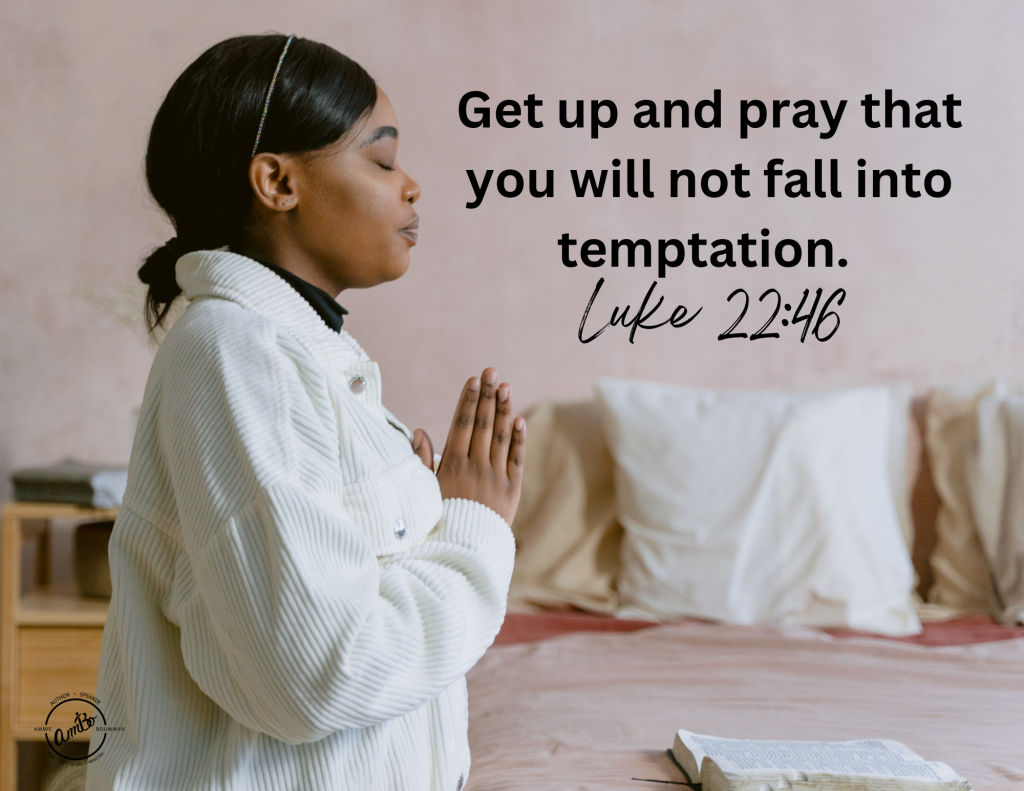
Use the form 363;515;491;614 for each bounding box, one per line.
671;730;971;791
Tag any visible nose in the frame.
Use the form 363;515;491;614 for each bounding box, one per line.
403;172;420;204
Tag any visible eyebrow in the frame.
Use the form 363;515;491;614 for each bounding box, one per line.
361;125;398;146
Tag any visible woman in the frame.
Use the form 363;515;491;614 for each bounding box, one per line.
87;34;525;791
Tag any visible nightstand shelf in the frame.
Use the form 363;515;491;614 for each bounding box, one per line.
1;502;115;791
18;583;109;628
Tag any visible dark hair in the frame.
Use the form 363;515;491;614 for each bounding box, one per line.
139;34;377;331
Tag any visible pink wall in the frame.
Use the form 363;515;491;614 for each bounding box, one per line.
2;1;1023;494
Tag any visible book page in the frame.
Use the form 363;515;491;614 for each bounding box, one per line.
676;730;962;782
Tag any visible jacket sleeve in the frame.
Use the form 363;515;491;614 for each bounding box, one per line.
158;312;515;744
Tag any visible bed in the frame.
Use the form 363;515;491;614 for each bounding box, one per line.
463;385;1024;791
466;614;1024;790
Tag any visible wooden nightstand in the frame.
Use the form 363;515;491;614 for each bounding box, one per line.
1;502;116;791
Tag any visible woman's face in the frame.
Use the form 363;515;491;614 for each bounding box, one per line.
289;87;420;293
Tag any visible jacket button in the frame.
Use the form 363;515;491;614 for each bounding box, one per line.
348;376;366;394
456;774;464;791
393;518;406;538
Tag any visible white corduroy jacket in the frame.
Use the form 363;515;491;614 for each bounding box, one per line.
86;251;516;791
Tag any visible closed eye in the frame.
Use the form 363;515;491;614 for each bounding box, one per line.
378;163;395;172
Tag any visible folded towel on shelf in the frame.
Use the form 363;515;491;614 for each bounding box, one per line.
11;458;128;508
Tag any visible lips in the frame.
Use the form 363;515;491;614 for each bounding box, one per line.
399;218;419;244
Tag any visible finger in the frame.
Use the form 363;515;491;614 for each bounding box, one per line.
489;383;514;468
412;428;433;470
507;416;527;482
445;376;481;458
469;368;499;462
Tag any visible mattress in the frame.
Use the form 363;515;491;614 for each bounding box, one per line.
465;616;1024;790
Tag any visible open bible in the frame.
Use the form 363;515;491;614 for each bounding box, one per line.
670;729;971;791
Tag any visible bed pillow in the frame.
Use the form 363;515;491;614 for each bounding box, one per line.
968;388;1024;625
507;400;622;614
925;383;1007;615
597;378;920;636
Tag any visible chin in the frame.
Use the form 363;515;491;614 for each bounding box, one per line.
342;252;409;289
383;253;412;282
354;255;411;289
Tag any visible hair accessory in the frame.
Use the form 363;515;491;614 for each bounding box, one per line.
251;34;295;157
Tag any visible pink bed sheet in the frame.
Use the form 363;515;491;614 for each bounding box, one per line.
494;611;1024;647
467;619;1024;791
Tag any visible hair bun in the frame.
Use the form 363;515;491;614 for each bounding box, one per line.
139;236;192;328
138;237;185;283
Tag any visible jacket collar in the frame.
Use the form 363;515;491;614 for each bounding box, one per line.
248;256;349;332
175;249;369;371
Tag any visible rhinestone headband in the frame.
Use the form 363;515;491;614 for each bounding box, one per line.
251;34;295;157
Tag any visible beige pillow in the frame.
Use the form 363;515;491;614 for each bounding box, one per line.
967;390;1024;624
507;400;622;614
925;382;1009;614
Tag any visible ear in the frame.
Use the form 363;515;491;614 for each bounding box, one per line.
248;153;300;212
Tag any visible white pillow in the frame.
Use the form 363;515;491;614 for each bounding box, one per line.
597;378;921;636
969;387;1024;625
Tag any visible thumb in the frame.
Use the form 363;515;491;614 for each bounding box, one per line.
412;428;434;470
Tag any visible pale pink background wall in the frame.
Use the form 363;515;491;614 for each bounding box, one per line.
2;1;1023;497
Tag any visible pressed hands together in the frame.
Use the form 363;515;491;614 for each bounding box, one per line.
410;368;526;526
